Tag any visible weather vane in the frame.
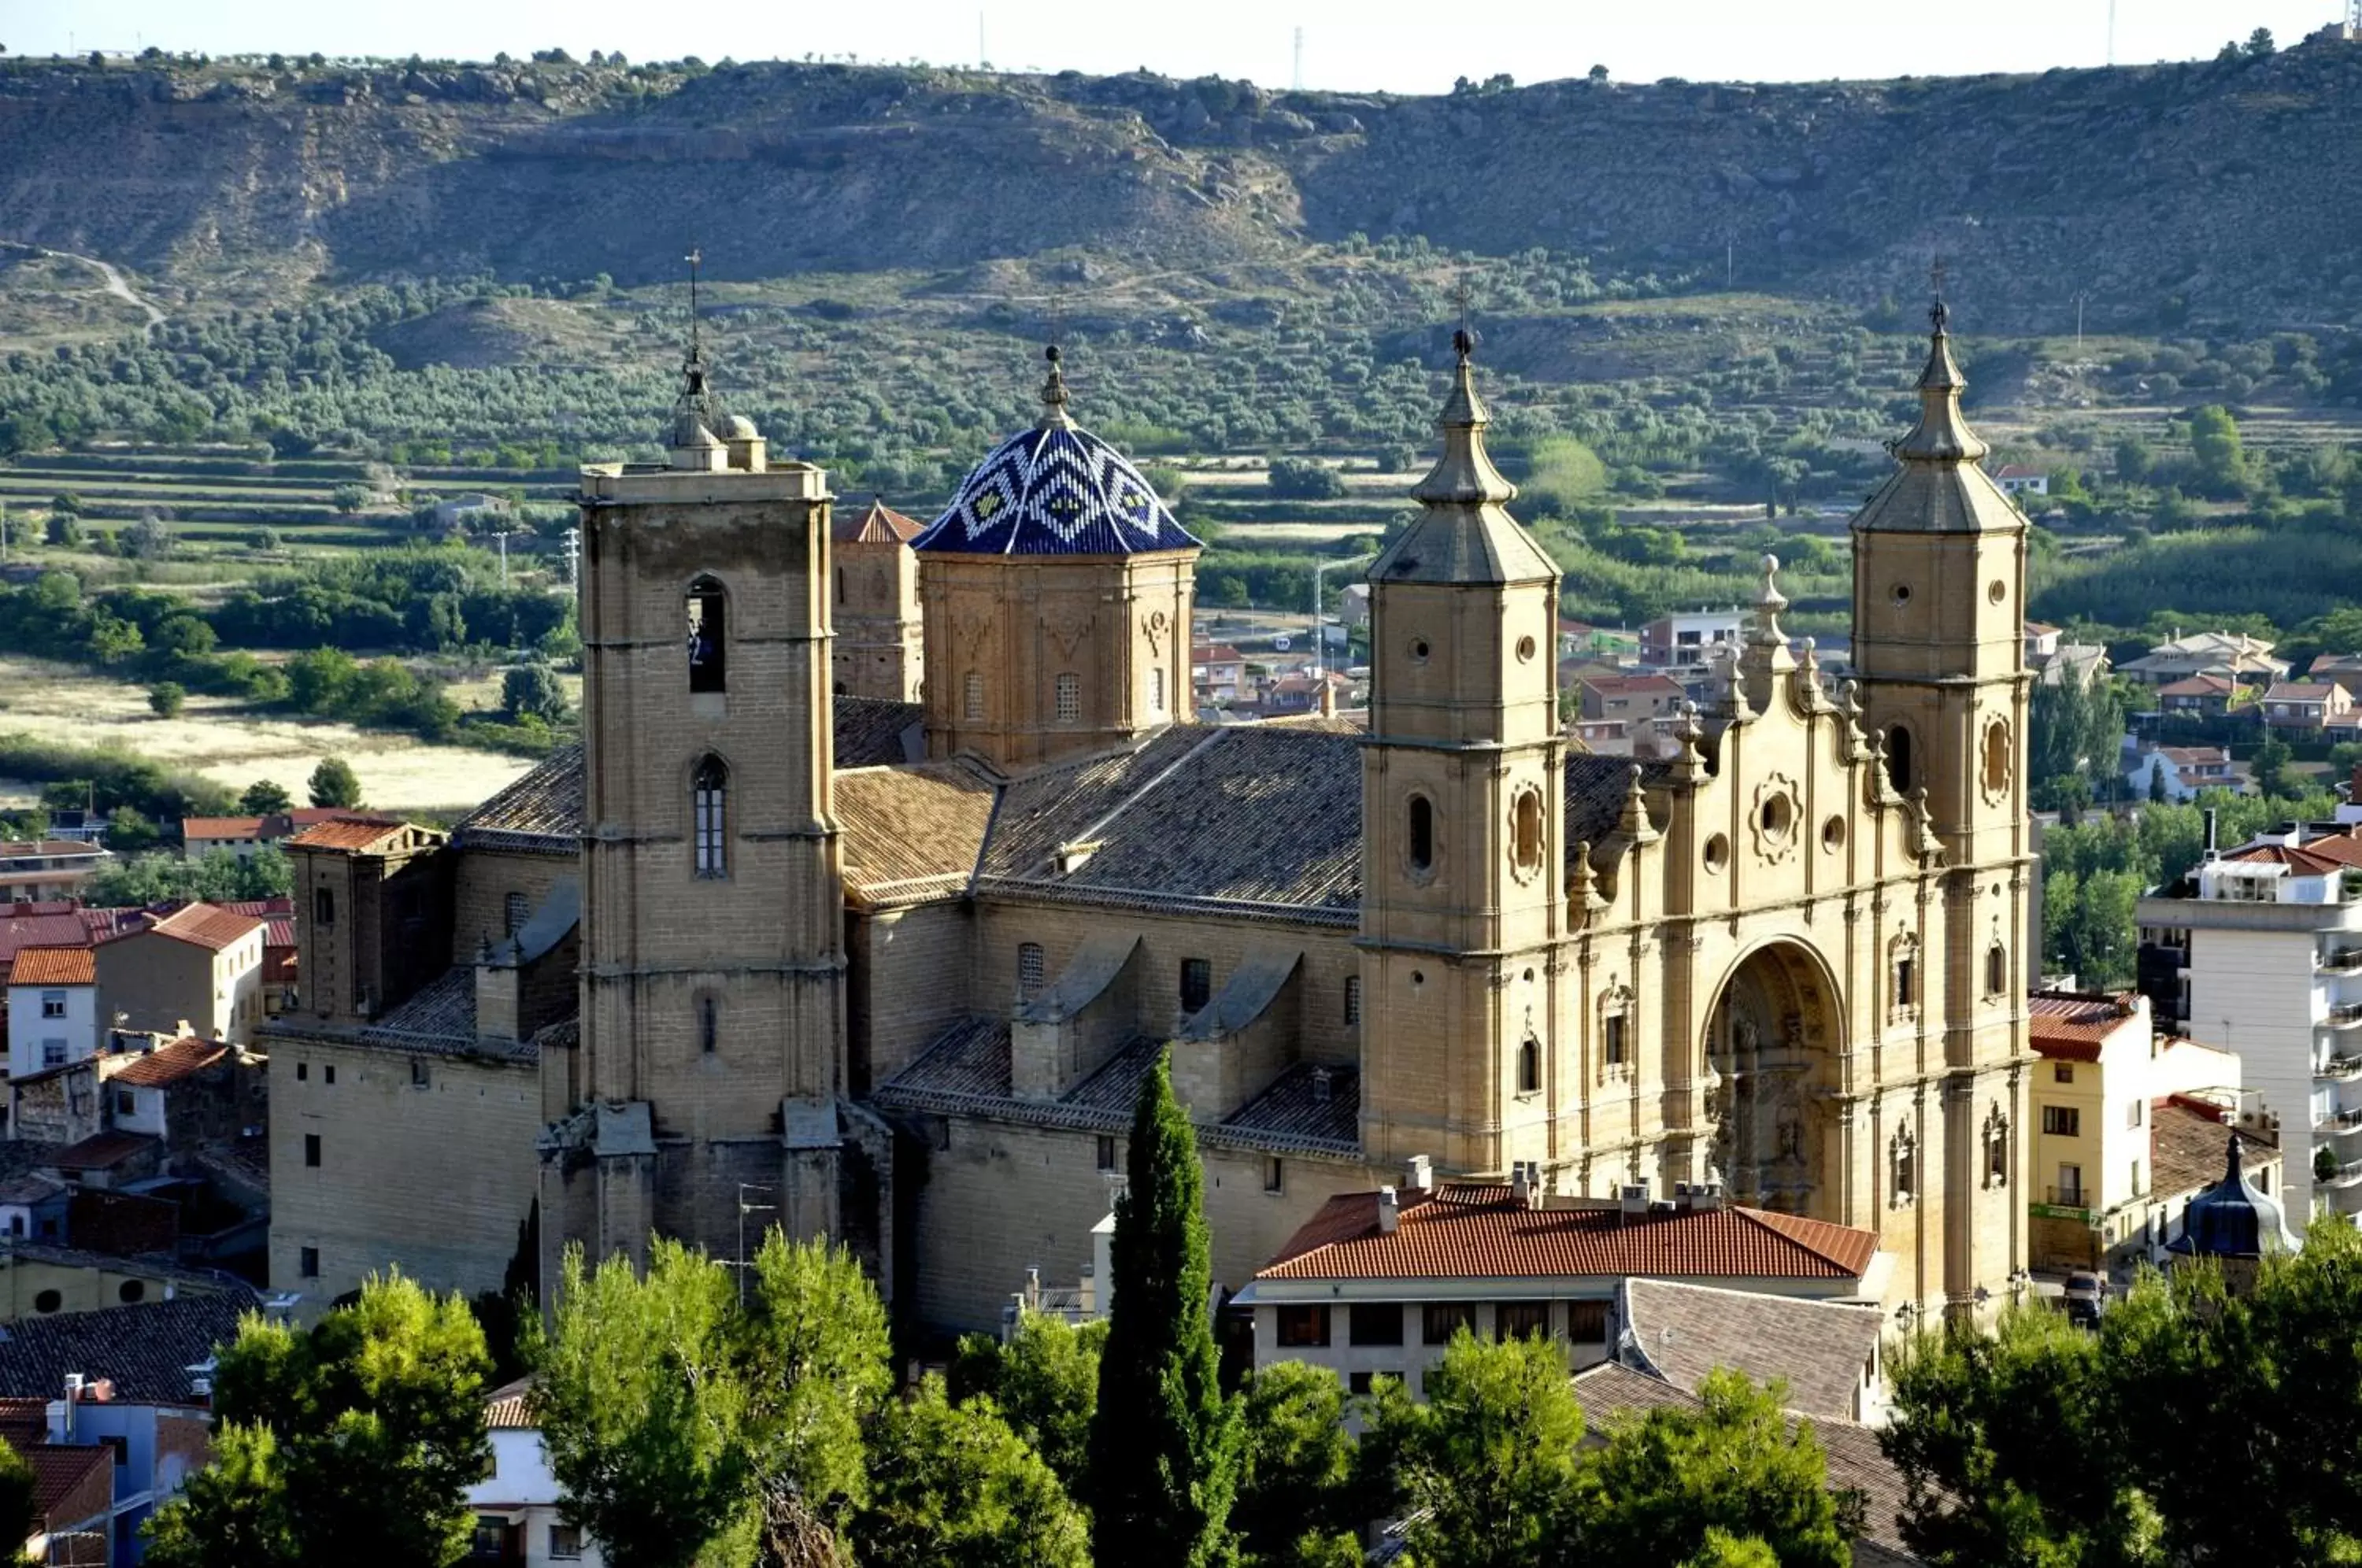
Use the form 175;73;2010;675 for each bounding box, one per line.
1929;254;1949;333
1452;277;1475;359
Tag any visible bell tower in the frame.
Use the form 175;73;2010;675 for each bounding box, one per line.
1357;330;1565;1176
548;289;849;1279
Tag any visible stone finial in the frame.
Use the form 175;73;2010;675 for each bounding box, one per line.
1894;290;1990;464
1749;553;1788;641
1410;324;1517;508
1037;343;1074;430
1618;764;1659;844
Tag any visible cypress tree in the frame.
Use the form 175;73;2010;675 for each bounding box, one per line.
1087;1048;1242;1566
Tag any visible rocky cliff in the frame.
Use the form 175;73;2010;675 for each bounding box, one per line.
3;43;2359;331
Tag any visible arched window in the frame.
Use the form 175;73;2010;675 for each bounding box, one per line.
503;891;528;937
963;671;985;721
1601;987;1633;1070
1983;720;2010;795
1516;1034;1541;1094
1408;795;1435;874
1890;935;1918;1015
687;576;727;694
1986;941;2008;997
1885;725;1913;796
692;755;728;878
1149;667;1166;716
1017;942;1046;1000
835;565;847;605
1055;672;1082;723
1512;788;1544;874
1343;976;1361;1026
1890;1126;1917;1207
1983;1103;2011;1189
698;995;719;1054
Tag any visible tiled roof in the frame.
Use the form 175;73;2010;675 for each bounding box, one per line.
837;763;996;908
48;1132;157;1171
0;1292;252;1403
1619;1277;1883;1423
6;948;94;986
0;915;91;968
835;497;923;545
284;816;420;852
484;1376;537;1430
2155;675;2235;697
2027;992;2141;1060
19;1442;109;1519
0;841;102;859
2266;682;2342;702
180;816;271;841
1582;673;1686;698
453;745;583;853
1572;1363;1920;1566
1192;645;1245;665
1256;1186;1879;1283
913;412;1200;558
2152;1100;2279;1198
835;696;927;768
119;904;262;953
1219;1062;1359;1152
2219;841;2354;877
354;967;537;1063
107;1037;229;1088
2155;746;2230;764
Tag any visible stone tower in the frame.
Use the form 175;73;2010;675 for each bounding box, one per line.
546;346;850;1275
1849;294;2032;1307
1357;331;1567;1175
831;499;924;702
911;347;1200;771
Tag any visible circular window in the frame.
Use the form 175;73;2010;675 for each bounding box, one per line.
1703;834;1731;873
1987;579;2007;605
1409;637;1431;664
1515;634;1537;663
118;1279;145;1304
1410;970;1427;989
32;1290;60;1315
1822;815;1846;852
1890;583;1912;607
1759;793;1794;841
1523;967;1535;983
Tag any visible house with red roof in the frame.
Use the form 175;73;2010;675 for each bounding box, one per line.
0;843;110;905
2262;680;2354;736
6;949;98;1079
1234;1166;1886;1398
180;808;375;862
94;904;266;1046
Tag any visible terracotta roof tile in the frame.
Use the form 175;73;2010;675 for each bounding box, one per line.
484;1376;537;1430
1256;1186;1879;1283
834;498;923;545
454;745;583;853
179;817;268;841
47;1131;157;1170
0;1293;251;1403
2156;675;2235;697
1220;1063;1358;1152
837;763;996;907
0;842;102;859
2152;1100;2280;1198
0;915;91;968
2027;992;2141;1060
6;948;94;986
107;1037;229;1088
17;1442;109;1518
122;903;263;953
835;696;927;768
283;817;416;853
2264;682;2340;703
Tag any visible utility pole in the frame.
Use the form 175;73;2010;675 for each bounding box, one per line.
2107;0;2116;65
1311;552;1378;678
1293;26;1304;91
561;527;581;594
2071;290;2091;359
979;12;987;68
495;530;511;590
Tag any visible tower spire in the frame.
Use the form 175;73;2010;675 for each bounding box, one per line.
1893;257;1988;464
1036;342;1073;431
671;245;720;451
1410;313;1516;508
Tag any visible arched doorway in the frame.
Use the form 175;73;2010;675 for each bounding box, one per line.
1701;941;1845;1218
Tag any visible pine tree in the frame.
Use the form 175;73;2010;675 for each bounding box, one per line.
1087;1048;1242;1567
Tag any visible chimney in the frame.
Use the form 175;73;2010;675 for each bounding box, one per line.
1317;679;1338;719
1404;1153;1433;1192
1310;1066;1333;1103
1376;1185;1400;1234
1619;1180;1651;1219
1512;1164;1532;1208
2203;808;2219;861
60;1374;81;1441
1024;1267;1042;1312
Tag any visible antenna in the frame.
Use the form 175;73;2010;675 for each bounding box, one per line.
1293;26;1304;91
979;11;988;68
684;244;704;367
2107;0;2117;65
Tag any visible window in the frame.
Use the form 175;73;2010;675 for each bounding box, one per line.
1512;789;1544;873
1566;1300;1609;1344
1149;667;1166;716
472;1518;509;1560
699;996;719;1055
1986;942;2007;997
98;1435;127;1469
304;1133;321;1168
1516;1034;1540;1095
2128;1099;2145;1130
1264;1157;1285;1194
503;891;529;937
1348;1370;1383;1396
1601;989;1632;1069
324;1064;336;1085
687;575;727;693
299;1246;320;1279
1055;671;1082;723
1407;796;1435;873
296;1061;308;1082
1894;955;1916;1012
1095;1135;1117;1173
835;565;847;605
1180;958;1212;1015
2054;1063;2075;1084
1349;1304;1405;1347
1886;726;1914;795
1983;721;2009;795
2042;1105;2081;1137
1018;943;1046;1000
117;1279;144;1304
1423;1303;1476;1344
2131;1158;2144;1195
1496;1302;1551;1341
31;1290;60;1315
1344;976;1361;1026
2057;1164;2084;1204
549;1525;583;1561
1890;1127;1917;1206
113;1088;133;1117
693;755;729;878
1276;1304;1331;1348
963;671;985;720
41;1041;65;1068
39;991;64;1019
314;886;335;926
411;1057;430;1089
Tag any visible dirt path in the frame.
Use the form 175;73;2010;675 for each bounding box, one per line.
0;239;166;335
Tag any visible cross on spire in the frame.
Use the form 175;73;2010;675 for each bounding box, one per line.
1451;277;1475;362
1928;254;1949;334
684;246;705;366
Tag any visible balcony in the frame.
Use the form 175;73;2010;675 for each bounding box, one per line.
2045;1185;2090;1211
2319;1106;2362;1133
2328;1004;2362;1030
2324;949;2362;974
2322;1053;2362;1082
2325;1159;2362;1190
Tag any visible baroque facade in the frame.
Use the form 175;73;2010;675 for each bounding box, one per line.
264;305;2031;1328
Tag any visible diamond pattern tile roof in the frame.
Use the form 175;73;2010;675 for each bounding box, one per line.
1257;1185;1879;1284
913;422;1199;557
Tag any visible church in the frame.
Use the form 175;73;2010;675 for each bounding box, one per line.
264;301;2032;1332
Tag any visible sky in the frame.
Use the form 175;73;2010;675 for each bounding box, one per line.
2;0;2348;93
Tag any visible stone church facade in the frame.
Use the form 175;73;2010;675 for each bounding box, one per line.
265;310;2031;1330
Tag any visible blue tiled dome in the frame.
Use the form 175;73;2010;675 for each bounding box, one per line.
912;349;1200;558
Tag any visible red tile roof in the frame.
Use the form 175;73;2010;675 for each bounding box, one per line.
108;1037;229;1088
1193;645;1246;665
179;816;269;841
117;904;262;953
0;842;103;859
0;915;91;969
484;1377;537;1430
2157;675;2235;697
6;948;94;987
2264;682;2342;704
2027;991;2142;1060
18;1442;109;1519
283;817;410;852
2220;841;2356;877
834;498;923;545
1255;1185;1878;1284
47;1132;157;1171
1583;674;1687;698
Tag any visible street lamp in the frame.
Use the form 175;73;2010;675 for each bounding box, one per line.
1311;553;1378;679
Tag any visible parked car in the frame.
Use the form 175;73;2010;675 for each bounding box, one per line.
2063;1270;2107;1327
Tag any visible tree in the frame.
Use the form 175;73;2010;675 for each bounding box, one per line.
501;661;568;724
1087;1048;1242;1568
950;1311;1108;1495
1589;63;1609;82
1574;1369;1850;1566
2188;405;2247;497
0;1442;37;1552
124;511;175;560
1234;1360;1362;1566
144;1273;492;1568
739;1231;893;1525
2245;26;2275;57
531;1241;761;1568
308;756;363;808
1364;1332;1586;1568
2253;735;2294;798
149;681;187;718
1266;457;1346;500
107;805;160;852
331;483;373;514
856;1378;1090;1568
241;778;294;814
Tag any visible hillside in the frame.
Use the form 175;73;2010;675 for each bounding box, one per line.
3;43;2361;332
